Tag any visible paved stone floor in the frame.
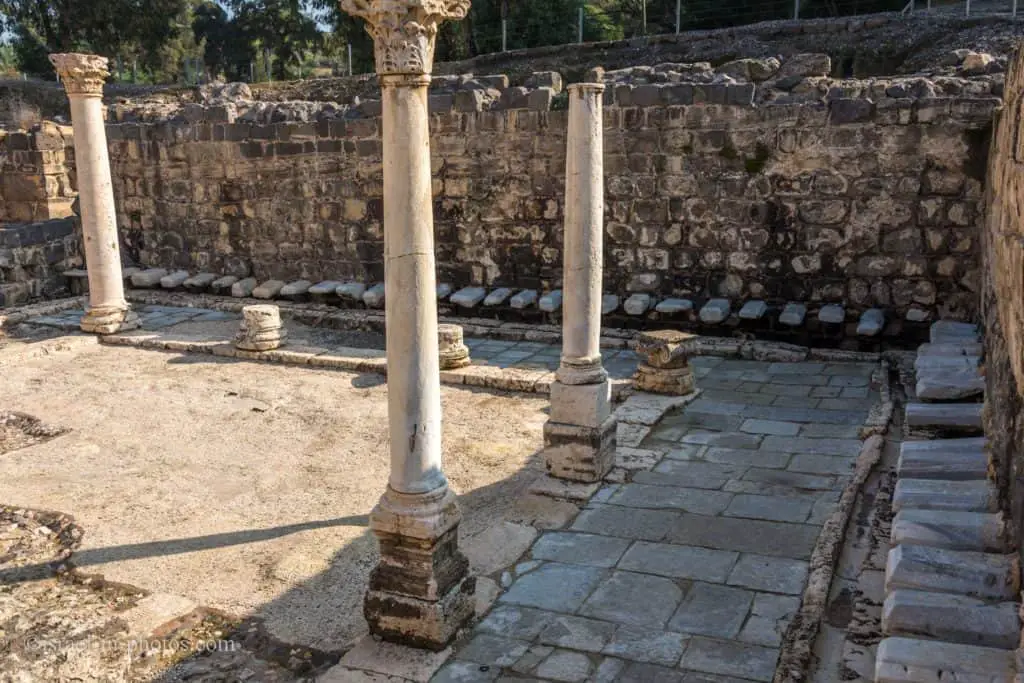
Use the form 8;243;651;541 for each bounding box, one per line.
435;359;877;683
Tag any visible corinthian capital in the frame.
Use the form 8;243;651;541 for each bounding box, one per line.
49;53;110;97
340;0;471;75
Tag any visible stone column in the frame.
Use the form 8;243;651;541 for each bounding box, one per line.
543;80;616;483
339;0;473;650
49;53;137;335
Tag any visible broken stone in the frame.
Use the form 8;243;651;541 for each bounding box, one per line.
655;298;693;315
699;298;731;324
252;280;285;299
634;330;698;395
511;289;539;309
624;293;653;316
857;308;885;336
159;270;189;289
234;304;286;352
436;283;453;300
777;53;831;79
484;288;514;306
779;303;807;326
438;324;470;370
818;304;845;324
231;277;258;297
539;290;563;313
738;300;768;320
131;268;169;288
362;283;385;308
451;286;487;309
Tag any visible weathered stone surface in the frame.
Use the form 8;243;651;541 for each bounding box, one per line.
234;304;286;351
905;402;984;430
436;283;453;300
699;298;731;324
601;626;687;667
451;286;487;308
510;289;538;309
897;439;987;480
618;542;738;582
624;293;653;316
884;544;1018;600
539;290;563;313
159;270;189;289
363;283;385;308
252;279;285;299
308;280;343;296
680;636;778;682
667;581;751;638
930;320;980;344
183;272;218;291
738;300;768;320
916;369;985;400
483;287;514;306
279;280;312;298
893;478;997;513
337;281;367;301
917;342;984;357
891;509;1005;552
530;532;630;568
601;294;620;315
818;304;845;324
131;268;168;288
230;277;257;297
875;636;1015;683
579;571;683;628
882;590;1020;649
654;298;693;315
857;308;885;336
779;303;807;326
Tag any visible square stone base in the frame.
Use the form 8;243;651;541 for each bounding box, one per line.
550;379;611;428
542;415;617;482
364;576;476;652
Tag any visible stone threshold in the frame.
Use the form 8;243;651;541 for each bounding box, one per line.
120;290;886;365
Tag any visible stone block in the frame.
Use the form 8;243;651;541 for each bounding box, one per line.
538;614;616;652
602;626;687;667
881;589;1020;649
905;402;983;431
528;87;555;111
336;281;367;301
210;275;238;294
499;563;606;613
667;581;752;638
530;532;631;568
738;300;768;320
915;355;981;373
875;636;1015;683
620;543;738;583
484;287;514;306
231;277;257;297
160;270;190;289
510;289;538;309
131;268;168;288
539;290;563;313
308;280;343;296
930;320;980;344
279;280;312;298
897;439;987;480
727;553;808;595
535;649;594;681
906;307;931;322
525;71;563;93
183;272;217;292
777;53;831;79
655;298;693;315
893;478;997;513
857;308;885;336
579;571;683;629
335;636;454;683
818;304;845;324
916;370;985;400
624;293;653;316
451;286;487;308
884;544;1018;600
121;592;199;639
680;636;778;683
454;90;486;112
917;342;984;357
699;298;731;324
779;302;807;326
550;380;611;428
601;294;620;315
436;283;453;300
363;283;385;308
891;509;1005;552
543;415;616;482
252;279;285;299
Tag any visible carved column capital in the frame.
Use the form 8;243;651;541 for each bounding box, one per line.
49;53;110;98
339;0;470;76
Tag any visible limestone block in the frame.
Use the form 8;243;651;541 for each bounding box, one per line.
121;267;141;281
906;307;931;322
121;593;199;639
930;320;980;344
550;380;612;429
655;298;693;315
436;283;453;301
337;282;367;301
183;273;217;292
699;298;731;324
252;280;285;299
624;293;653;316
235;304;286;352
511;289;538;309
882;590;1020;649
308;280;343;296
916;370;985;401
857;308;885;336
529;87;555;111
438;324;470;370
602;295;620;315
484;288;514;307
543;415;616;483
915;355;981;373
875;636;1015;683
526;71;563;93
539;290;563;313
917;342;984;357
818;304;845;324
363;284;385;308
779;303;807;326
451;286;487;309
905;402;983;431
884;544;1018;600
738;300;768;320
131;268;168;288
897;439;987;480
210;275;238;294
891;509;1005;552
160;270;190;289
893;478;998;513
231;277;257;297
279;280;312;298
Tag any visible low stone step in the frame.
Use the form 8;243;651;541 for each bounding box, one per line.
602;294;620;315
901;438;987;453
122;267;141;281
699;298;731;324
451;286;487;309
917;342;984;358
510;289;538;309
131;268;168;288
818;304;845;324
253;280;285;299
337;282;367;302
436;283;453;301
654;298;692;315
738;300;768;320
857;308;885;336
915;355;981;372
210;275;238;295
891;509;1005;552
624;293;653;316
916;369;985;401
882;589;1020;649
363;284;385;308
897;441;987;481
893;479;998;513
876;636;1016;683
160;270;190;289
885;544;1018;600
231;277;257;298
183;273;217;292
539;290;563;313
280;280;312;299
484;288;514;307
931;320;981;344
779;302;807;326
906;307;930;323
308;280;343;297
905;402;983;431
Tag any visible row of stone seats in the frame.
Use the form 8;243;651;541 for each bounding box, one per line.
877;320;1019;683
81;268;906;336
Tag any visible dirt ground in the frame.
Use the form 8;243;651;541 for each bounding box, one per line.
0;330;553;659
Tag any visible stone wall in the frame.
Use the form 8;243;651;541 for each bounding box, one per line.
0;123;77;224
0;218;81;307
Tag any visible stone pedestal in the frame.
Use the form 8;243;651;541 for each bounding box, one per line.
634;330;698;395
438;324;470;369
340;0;473;650
49;53;138;335
542;81;615;484
234;305;286;351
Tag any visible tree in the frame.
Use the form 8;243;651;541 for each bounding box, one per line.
226;0;321;80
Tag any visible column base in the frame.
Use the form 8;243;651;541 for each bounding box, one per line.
79;305;140;335
364;486;475;650
635;363;695;395
542;414;616;482
439;346;470;370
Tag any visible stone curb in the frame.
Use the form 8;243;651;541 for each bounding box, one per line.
774;434;886;683
862;360;895;438
0;296;89;332
120;290;886;364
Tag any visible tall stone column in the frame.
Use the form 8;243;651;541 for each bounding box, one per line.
49;53;137;335
339;0;474;650
543;81;616;483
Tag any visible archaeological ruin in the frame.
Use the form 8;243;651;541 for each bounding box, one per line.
3;3;1024;683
